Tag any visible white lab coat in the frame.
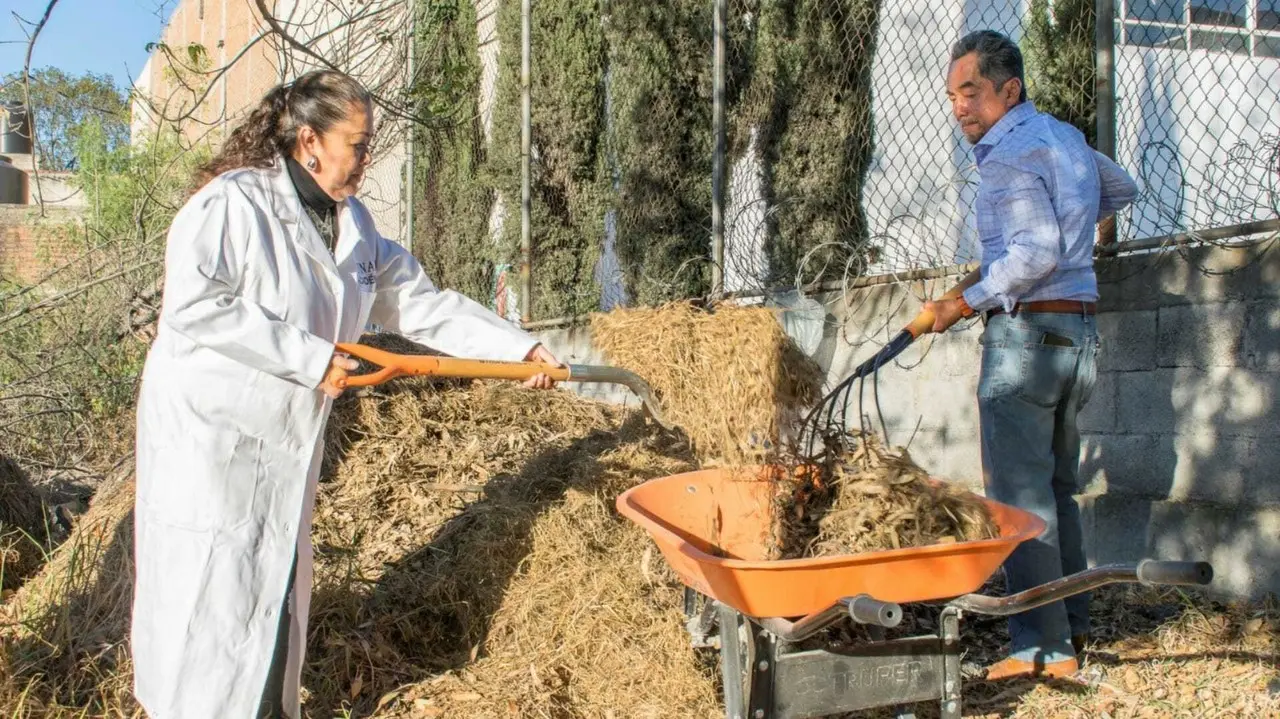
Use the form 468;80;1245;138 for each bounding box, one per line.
131;161;537;718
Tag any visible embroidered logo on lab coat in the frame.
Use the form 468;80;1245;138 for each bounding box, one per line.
357;261;376;289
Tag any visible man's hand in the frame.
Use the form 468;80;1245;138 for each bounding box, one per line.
320;352;360;399
523;344;563;390
1094;215;1118;257
922;297;971;334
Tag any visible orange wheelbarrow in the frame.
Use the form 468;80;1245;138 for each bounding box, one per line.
332;342;669;428
617;467;1214;719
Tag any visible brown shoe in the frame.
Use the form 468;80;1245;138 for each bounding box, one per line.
983;655;1079;681
1071;634;1089;655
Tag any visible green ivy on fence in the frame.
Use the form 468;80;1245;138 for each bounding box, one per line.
409;0;1096;320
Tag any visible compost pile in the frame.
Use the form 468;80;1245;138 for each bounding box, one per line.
306;376;721;717
591;301;1000;559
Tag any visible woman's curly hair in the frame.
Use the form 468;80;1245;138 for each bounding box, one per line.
194;69;372;188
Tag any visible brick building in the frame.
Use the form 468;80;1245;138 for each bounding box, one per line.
0;206;83;285
0;125;88;284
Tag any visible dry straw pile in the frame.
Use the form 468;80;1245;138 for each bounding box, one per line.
307;378;719;717
0;469;135;713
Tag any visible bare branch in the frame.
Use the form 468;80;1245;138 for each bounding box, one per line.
254;0;339;73
153;31;272;125
0;259;162;328
19;0;61;217
252;0;448;132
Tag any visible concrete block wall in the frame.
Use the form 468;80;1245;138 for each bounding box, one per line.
1078;245;1280;597
532;242;1280;599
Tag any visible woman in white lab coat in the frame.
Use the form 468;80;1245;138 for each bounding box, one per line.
130;70;559;719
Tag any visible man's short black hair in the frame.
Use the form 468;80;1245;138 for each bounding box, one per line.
951;30;1027;103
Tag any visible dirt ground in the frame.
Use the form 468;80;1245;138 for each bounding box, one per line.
853;582;1280;718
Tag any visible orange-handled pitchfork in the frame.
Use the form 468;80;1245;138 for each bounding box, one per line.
332;342;669;428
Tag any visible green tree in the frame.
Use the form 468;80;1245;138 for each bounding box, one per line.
1022;0;1096;146
0;68;130;171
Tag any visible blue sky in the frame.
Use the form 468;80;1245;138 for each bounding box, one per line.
0;0;173;88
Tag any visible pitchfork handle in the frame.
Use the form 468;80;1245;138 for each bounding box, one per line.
1137;560;1214;586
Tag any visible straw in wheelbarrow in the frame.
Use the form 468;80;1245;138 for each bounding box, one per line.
770;434;999;560
590;300;1000;559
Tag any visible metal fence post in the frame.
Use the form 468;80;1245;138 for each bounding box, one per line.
520;0;534;323
404;0;416;254
711;0;727;297
1096;0;1118;246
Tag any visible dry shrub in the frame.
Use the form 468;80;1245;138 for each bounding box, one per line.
0;457;51;592
590;300;825;465
0;469;137;716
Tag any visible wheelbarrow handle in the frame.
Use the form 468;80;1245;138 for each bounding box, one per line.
1137;559;1214;586
847;594;903;628
331;342;670;429
752;593;903;642
948;559;1214;617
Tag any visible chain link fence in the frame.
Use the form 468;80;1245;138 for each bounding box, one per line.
408;0;1279;327
1115;0;1280;245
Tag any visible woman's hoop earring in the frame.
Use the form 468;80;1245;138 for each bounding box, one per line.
306;156;318;171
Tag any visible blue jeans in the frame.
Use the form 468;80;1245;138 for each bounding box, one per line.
977;310;1098;664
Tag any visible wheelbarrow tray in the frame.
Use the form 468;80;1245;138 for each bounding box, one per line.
616;466;1045;619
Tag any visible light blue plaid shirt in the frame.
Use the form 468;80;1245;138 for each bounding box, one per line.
962;101;1138;313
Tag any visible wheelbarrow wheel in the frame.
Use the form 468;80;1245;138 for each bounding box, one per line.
716;603;754;719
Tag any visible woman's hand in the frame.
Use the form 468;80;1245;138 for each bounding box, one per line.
319;352;360;399
523;344;563;390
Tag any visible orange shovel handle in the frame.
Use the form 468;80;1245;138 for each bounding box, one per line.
333;342;571;388
328;342;670;428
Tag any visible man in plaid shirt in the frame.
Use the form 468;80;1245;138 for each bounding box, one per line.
925;30;1138;681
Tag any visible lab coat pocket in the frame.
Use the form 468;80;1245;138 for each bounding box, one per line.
357;289;377;333
141;430;264;531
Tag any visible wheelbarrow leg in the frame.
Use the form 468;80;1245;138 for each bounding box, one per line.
747;628;777;717
718;603;747;719
686;588;719;648
939;606;962;719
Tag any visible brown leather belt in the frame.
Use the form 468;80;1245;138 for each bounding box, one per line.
986;300;1096;317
